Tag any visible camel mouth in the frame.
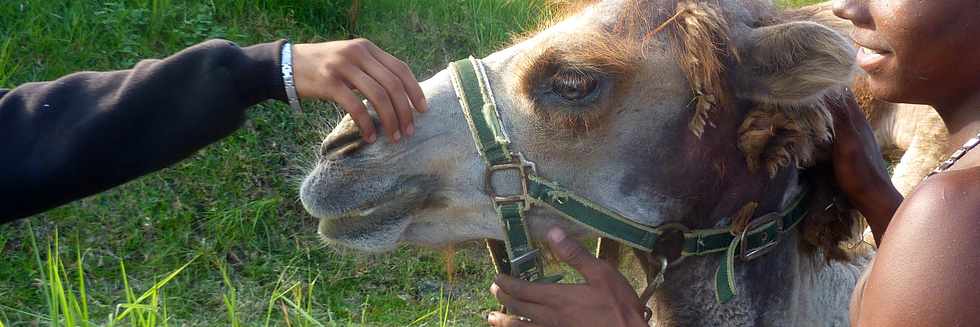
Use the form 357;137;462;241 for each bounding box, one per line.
303;174;439;251
316;201;414;252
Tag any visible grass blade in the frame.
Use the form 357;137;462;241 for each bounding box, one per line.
114;255;199;322
219;262;240;327
25;223;55;327
75;237;90;326
279;298;324;327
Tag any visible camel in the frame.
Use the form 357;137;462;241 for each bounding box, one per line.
300;0;873;325
804;2;951;245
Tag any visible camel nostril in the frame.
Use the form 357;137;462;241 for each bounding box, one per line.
320;129;363;160
319;115;380;160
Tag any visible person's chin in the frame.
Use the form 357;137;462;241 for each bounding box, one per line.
864;77;904;102
862;64;912;103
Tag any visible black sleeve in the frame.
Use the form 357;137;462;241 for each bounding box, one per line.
0;39;289;222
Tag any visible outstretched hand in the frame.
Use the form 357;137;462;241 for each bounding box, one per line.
292;39;427;143
487;228;648;327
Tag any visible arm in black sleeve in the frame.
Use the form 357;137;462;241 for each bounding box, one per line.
0;39;288;222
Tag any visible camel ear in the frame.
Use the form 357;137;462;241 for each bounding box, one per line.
733;21;855;105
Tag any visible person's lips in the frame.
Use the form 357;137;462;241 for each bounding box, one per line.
856;46;892;71
850;31;893;72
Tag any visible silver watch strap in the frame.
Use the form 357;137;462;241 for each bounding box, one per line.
280;42;302;112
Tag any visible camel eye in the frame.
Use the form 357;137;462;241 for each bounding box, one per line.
551;69;599;101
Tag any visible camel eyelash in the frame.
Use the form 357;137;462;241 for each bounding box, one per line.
518;62;610;133
514;44;638;135
520;55;612;108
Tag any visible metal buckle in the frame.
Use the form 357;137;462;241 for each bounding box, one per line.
485;152;537;210
739;212;783;261
507;249;547;281
508;248;541;267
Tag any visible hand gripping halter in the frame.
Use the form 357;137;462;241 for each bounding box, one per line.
447;56;811;306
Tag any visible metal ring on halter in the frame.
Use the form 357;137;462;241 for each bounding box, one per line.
653;222;690;266
515;315;533;323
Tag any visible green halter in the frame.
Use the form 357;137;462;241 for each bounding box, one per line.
448;56;810;304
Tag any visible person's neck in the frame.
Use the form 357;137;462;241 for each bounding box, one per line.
935;91;980;152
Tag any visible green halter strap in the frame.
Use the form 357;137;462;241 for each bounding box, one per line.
448;56;810;304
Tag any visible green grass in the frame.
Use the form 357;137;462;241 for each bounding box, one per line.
0;0;550;326
0;0;826;325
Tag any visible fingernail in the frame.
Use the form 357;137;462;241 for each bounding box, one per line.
547;227;566;243
366;133;377;143
406;124;415;137
393;131;402;143
488;312;498;321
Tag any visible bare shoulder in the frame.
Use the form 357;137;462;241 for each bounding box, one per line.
854;166;980;326
903;166;980;221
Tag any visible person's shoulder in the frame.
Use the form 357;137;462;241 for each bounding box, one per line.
894;165;980;246
856;166;980;326
890;164;980;239
903;165;980;221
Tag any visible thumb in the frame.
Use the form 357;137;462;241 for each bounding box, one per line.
546;227;607;283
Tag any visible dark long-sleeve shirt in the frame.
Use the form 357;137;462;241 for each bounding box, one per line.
0;39;288;222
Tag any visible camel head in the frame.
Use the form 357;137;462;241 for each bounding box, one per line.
300;0;858;258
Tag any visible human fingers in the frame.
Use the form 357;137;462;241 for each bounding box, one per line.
490;283;558;324
829;91;865;135
364;41;427;113
357;54;416;137
545;227;611;284
829;91;887;172
342;66;401;143
487;312;540;327
492;274;574;306
329;84;377;143
841;95;879;151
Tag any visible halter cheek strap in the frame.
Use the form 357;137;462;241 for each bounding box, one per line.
448;56;810;305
